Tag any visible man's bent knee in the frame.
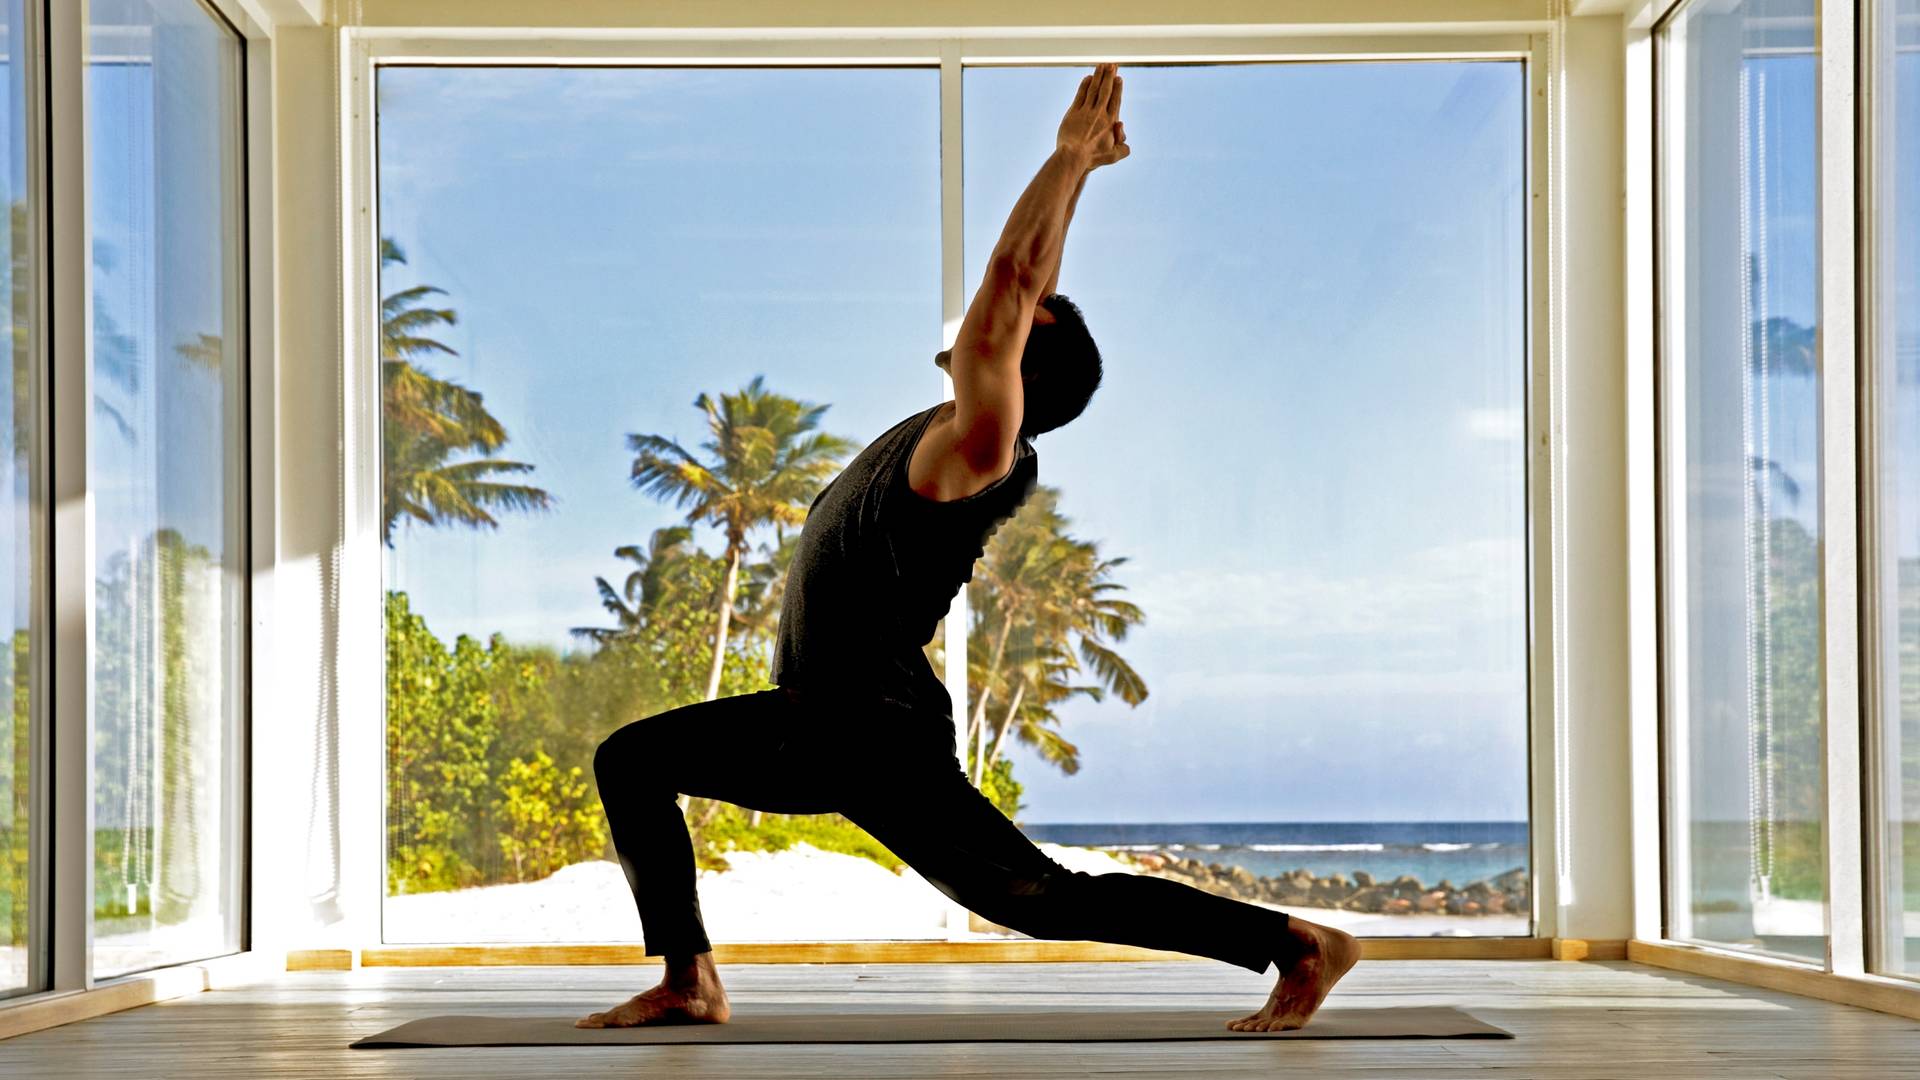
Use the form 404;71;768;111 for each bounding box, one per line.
595;720;672;793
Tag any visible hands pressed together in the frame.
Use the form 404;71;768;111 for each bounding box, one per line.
1058;62;1130;169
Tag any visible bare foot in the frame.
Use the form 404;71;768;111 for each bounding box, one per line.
576;952;732;1028
1225;918;1361;1032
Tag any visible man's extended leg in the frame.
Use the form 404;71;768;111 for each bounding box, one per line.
843;743;1361;1030
579;686;837;1027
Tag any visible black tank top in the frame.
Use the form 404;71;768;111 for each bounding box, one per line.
771;402;1038;714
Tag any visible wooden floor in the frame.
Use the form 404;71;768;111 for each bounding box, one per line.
3;959;1917;1078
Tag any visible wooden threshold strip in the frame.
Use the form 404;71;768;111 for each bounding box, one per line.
0;951;273;1041
341;936;1558;968
1628;940;1920;1022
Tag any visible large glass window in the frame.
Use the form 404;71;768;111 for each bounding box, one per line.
963;62;1531;937
0;0;36;999
1873;0;1920;981
87;0;246;977
375;60;1532;945
1658;0;1826;963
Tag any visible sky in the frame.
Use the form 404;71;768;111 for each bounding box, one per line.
375;60;1534;825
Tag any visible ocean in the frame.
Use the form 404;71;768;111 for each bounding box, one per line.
1021;821;1530;889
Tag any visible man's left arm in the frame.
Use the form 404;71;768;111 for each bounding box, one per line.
1040;169;1089;299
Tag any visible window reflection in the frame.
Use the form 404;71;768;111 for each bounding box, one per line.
1659;0;1826;963
88;0;246;977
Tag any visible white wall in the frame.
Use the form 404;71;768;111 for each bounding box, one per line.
1554;13;1634;941
251;20;383;953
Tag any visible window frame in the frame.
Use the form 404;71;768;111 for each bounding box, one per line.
342;26;1562;948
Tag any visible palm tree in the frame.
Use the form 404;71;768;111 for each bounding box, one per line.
730;532;800;664
964;495;1073;757
379;237;551;546
571;526;697;645
966;486;1148;784
987;638;1093;775
627;376;855;702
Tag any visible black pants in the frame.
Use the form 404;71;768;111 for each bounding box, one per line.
594;686;1296;974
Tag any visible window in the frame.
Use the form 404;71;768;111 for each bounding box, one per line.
375;66;945;942
87;0;246;977
1872;0;1920;981
0;0;37;1000
1658;0;1826;963
374;58;1534;945
963;62;1531;937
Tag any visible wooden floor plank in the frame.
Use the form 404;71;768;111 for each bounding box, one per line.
1;960;1916;1077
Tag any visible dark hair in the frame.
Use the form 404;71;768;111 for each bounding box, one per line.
1019;293;1102;439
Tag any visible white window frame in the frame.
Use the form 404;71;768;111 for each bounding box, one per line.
338;20;1571;948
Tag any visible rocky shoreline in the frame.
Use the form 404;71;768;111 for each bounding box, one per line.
1123;852;1530;916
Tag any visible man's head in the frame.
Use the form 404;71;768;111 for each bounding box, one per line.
933;293;1102;440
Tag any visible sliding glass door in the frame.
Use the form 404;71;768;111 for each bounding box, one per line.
1657;0;1826;963
87;0;247;978
0;0;38;1000
1871;0;1920;981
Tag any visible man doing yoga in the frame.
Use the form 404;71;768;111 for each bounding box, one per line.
578;62;1361;1033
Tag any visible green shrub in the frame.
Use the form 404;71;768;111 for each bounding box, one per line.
979;757;1025;821
495;751;610;882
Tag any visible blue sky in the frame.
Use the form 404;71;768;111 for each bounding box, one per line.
377;61;1535;824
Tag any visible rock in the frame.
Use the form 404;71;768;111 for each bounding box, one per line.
1208;862;1228;877
1352;870;1375;888
1389;874;1423;896
1444;894;1467;915
1434;879;1455;893
1134;853;1166;872
1464;880;1494;898
1416;890;1447;914
1461;900;1482;915
1342;886;1389;913
1228;866;1257;889
1492;867;1527;892
1385;897;1414;914
1483;892;1507;914
1310;876;1354;904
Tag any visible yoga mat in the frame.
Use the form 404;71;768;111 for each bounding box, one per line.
351;1005;1510;1047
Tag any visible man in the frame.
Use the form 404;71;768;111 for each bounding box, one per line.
579;62;1360;1033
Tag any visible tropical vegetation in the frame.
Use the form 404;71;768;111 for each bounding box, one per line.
375;235;1153;895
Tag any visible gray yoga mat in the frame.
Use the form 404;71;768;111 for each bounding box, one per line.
350;1005;1511;1047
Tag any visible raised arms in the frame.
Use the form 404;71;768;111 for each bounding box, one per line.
914;63;1128;501
1041;169;1091;300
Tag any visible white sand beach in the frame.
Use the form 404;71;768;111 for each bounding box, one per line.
381;844;1531;943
